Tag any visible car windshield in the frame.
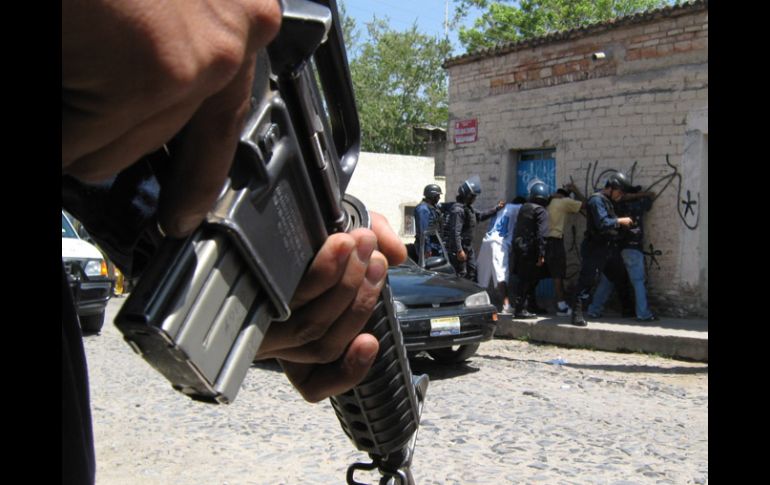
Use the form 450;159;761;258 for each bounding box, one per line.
401;258;420;270
62;213;78;239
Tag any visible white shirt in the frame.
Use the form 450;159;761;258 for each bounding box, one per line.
483;203;522;251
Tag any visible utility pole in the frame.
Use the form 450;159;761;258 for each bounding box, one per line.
444;0;449;39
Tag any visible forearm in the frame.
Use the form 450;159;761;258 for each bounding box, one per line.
478;206;499;221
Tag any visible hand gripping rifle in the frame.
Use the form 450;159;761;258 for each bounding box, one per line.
85;0;428;483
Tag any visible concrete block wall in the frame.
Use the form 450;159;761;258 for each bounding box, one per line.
445;2;707;317
346;152;446;244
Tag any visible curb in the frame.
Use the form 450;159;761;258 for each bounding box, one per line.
494;316;708;362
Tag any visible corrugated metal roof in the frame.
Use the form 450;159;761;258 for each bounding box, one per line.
443;0;707;68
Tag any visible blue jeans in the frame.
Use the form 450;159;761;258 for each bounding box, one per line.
588;249;653;319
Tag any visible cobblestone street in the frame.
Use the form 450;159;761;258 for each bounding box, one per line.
85;298;708;484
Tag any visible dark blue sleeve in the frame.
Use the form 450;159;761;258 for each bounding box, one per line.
61;156;164;277
414;203;431;237
588;195;618;233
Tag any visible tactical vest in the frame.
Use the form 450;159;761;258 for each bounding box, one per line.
440;202;455;243
513;203;542;258
585;193;619;243
443;202;476;250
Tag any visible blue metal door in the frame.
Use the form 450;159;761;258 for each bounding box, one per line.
516;151;556;197
516;150;556;303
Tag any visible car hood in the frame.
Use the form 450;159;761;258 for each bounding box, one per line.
388;261;485;306
62;238;103;260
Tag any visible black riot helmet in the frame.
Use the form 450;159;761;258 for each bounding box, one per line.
528;182;549;206
423;184;442;204
605;172;632;193
458;176;482;203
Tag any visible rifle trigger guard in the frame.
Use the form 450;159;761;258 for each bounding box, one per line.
346;461;411;485
346;461;378;485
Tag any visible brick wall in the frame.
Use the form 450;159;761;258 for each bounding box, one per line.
445;2;708;317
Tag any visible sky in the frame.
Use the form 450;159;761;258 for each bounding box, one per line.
340;0;483;57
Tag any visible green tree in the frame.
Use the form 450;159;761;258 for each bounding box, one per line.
338;1;359;58
454;0;676;53
341;15;451;155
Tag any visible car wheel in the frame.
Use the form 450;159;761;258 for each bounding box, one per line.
80;312;105;334
427;343;480;364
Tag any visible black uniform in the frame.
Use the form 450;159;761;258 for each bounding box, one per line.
62;265;96;484
62;164;163;485
511;202;549;313
445;201;498;280
573;191;625;318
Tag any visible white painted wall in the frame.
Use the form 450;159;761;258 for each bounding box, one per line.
346;152;446;244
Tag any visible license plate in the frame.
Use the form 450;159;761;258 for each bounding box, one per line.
430;316;461;337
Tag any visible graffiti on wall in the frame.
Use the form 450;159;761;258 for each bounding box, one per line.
574;154;701;230
643;243;663;274
563;154;701;279
643;154;701;231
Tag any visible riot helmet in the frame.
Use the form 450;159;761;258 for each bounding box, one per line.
605;172;632;193
528;182;549;206
458;176;482;203
423;184;442;204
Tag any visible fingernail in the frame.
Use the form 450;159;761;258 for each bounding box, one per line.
336;239;356;266
357;340;378;366
344;339;378;368
365;258;387;286
356;235;377;263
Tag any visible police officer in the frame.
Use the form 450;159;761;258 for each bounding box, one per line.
445;177;503;280
414;184;444;260
571;172;635;326
511;182;550;319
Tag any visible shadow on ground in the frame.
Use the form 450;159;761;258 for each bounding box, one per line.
476;351;707;375
408;354;481;381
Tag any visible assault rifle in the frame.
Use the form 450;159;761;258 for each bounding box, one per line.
63;1;428;483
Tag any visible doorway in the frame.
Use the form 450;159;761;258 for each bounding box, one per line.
515;149;556;303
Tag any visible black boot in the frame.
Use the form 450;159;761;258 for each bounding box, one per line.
526;288;548;315
571;298;587;327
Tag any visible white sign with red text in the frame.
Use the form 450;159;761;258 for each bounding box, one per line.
454;118;478;144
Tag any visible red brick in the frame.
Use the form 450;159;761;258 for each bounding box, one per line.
691;38;707;51
656;43;673;56
675;32;696;42
673;41;693;53
640;47;659;59
490;78;505;88
552;63;569;76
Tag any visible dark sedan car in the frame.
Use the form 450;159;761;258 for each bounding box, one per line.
388;257;498;364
